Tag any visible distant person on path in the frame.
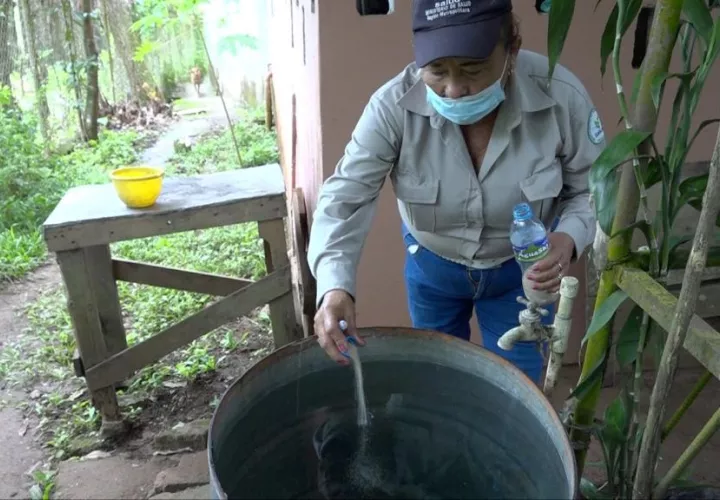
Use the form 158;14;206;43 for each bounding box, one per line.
307;0;605;383
190;66;203;97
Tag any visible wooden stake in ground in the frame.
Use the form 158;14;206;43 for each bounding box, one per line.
633;123;720;499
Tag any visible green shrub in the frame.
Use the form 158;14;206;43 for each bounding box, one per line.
0;109;61;233
160;63;179;102
0;111;140;281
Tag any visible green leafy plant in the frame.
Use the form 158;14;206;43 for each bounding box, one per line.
0;121;140;281
29;469;56;500
545;0;720;498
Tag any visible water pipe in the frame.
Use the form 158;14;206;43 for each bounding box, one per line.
496;276;580;396
543;277;579;395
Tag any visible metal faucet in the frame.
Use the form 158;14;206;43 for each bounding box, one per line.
497;276;580;396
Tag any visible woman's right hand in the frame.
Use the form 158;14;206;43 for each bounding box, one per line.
314;289;365;365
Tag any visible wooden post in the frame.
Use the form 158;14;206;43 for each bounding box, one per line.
259;218;302;347
56;248;124;436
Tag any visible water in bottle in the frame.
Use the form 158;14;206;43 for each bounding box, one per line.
510;202;555;305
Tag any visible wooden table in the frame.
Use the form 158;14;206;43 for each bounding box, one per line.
42;163;303;435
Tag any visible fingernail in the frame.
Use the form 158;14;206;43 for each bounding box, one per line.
338;343;348;353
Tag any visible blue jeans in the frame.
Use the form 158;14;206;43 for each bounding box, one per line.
402;226;552;384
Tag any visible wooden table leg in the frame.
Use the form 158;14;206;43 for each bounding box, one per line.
84;245;127;356
259;219;302;347
56;247;126;437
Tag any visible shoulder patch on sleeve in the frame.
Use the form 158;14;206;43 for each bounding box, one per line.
587;108;605;145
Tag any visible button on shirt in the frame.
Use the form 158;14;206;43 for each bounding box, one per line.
308;50;605;305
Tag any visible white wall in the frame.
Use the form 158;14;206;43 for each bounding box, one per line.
201;0;270;105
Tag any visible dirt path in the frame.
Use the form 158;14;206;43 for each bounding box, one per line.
140;95;230;166
0;264;62;498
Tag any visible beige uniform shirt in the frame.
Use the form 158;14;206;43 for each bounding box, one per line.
308;49;605;304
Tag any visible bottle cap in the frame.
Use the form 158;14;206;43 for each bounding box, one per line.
513;202;533;221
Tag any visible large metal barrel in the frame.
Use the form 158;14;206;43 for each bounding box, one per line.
208;327;577;499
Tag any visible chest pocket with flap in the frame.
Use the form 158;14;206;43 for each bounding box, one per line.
391;176;440;232
519;161;564;222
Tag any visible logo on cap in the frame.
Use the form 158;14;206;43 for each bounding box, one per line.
424;0;472;22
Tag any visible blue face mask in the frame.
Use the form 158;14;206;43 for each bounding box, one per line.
425;58;509;125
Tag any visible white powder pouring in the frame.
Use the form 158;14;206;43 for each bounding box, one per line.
339;320;369;427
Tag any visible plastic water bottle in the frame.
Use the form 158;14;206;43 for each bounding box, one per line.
510;203;555;305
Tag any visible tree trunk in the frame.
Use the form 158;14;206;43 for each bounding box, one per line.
105;0;151;101
98;0;115;103
13;1;25;96
0;0;15;91
38;0;66;64
61;0;86;140
81;0;98;140
18;0;50;146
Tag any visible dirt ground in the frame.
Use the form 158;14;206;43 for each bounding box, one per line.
0;265;59;498
0;260;270;498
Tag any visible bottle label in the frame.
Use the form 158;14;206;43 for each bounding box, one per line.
512;236;550;263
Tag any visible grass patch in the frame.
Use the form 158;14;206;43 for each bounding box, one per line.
0;105;279;458
168;108;276;174
171;98;208;112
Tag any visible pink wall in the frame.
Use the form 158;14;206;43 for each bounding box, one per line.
268;0;323;207
317;0;415;334
269;1;720;359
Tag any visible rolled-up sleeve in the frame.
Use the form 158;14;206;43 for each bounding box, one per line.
307;92;402;306
555;88;605;260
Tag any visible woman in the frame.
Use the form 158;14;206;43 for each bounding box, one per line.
307;0;605;383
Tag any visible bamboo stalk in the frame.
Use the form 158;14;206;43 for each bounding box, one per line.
661;370;713;442
570;0;684;474
654;407;720;499
611;0;659;276
609;5;656;495
633;122;720;498
626;311;651;498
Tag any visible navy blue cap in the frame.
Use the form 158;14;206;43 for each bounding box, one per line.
412;0;512;67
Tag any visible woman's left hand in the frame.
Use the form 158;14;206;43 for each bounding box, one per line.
526;232;575;294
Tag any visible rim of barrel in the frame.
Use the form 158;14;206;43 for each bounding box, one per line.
207;326;578;499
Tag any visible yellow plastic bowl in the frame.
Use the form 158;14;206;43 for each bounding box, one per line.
110;166;165;209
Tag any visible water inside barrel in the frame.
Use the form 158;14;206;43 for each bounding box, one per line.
213;361;569;499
